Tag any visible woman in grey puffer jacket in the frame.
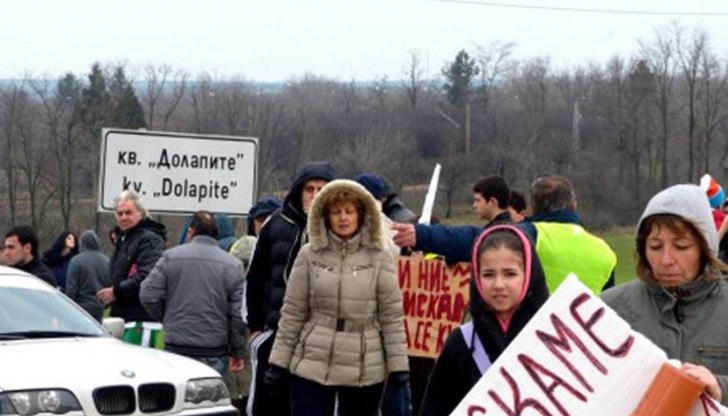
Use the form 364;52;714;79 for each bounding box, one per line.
602;184;728;404
266;179;409;416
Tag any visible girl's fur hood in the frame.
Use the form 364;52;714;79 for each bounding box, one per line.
308;179;384;251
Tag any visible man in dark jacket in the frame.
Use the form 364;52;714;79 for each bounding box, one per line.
65;230;110;322
245;161;336;416
392;175;513;263
141;210;247;378
3;225;57;287
97;190;167;347
381;177;418;224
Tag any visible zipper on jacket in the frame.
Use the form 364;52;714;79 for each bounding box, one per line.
325;241;347;382
281;218;301;285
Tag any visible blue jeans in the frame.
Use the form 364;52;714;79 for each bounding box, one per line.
193;355;228;378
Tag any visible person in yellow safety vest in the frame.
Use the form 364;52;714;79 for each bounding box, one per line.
518;175;616;294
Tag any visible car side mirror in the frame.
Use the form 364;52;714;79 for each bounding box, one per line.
102;317;125;339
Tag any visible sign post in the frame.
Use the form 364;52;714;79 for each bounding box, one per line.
98;129;257;215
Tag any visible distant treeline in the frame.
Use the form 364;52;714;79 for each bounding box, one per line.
0;22;725;246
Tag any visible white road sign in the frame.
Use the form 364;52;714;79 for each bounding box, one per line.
99;129;258;215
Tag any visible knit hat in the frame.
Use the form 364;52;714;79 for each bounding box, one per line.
638;184;719;255
700;174;725;209
247;197;283;236
355;173;386;200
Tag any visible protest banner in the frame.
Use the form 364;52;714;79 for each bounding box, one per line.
398;254;471;358
451;275;728;416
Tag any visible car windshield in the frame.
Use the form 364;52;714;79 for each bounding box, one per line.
0;287;106;338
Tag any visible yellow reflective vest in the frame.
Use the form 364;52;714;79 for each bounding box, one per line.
533;222;616;294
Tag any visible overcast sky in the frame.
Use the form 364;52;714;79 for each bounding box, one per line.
4;0;728;82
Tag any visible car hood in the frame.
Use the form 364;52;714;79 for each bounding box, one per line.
0;337;220;389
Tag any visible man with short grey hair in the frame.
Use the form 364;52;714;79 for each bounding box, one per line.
97;189;167;346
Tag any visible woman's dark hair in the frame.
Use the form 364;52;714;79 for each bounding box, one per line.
42;231;79;266
322;190;366;231
477;229;525;264
636;214;728;283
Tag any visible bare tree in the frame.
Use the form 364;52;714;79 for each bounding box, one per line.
141;64;189;131
30;74;82;230
675;24;708;181
14;76;55;230
402;50;426;109
189;72;223;134
370;75;389;113
220;76;254;136
141;64;172;130
514;57;550;113
700;52;728;173
474;40;514;114
0;81;25;225
339;79;359;115
640;28;677;187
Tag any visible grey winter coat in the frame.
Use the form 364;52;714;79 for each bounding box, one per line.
269;179;409;387
602;278;728;404
140;235;248;359
601;184;728;404
65;231;110;322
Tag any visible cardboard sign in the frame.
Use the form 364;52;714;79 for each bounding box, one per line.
398;254;471;358
451;275;728;416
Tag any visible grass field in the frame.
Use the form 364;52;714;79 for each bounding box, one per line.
597;231;636;285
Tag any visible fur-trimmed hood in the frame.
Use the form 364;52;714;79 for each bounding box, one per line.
308;179;383;252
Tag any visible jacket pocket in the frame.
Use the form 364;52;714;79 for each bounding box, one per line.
311;260;335;273
293;323;317;373
695;346;728;375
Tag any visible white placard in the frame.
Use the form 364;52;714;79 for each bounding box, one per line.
451;275;728;416
98;129;257;215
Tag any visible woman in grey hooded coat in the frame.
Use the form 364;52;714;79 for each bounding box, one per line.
602;184;728;404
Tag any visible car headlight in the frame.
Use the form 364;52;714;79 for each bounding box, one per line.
184;378;229;405
0;389;81;415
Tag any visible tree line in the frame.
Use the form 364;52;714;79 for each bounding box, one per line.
1;23;726;245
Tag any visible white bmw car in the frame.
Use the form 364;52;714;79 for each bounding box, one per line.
0;266;238;416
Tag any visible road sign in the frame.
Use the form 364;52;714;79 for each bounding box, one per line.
99;129;258;215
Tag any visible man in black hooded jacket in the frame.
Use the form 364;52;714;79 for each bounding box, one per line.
245;161;336;416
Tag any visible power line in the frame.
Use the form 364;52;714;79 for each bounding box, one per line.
421;0;728;16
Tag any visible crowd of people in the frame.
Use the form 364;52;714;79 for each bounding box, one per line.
2;162;728;416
